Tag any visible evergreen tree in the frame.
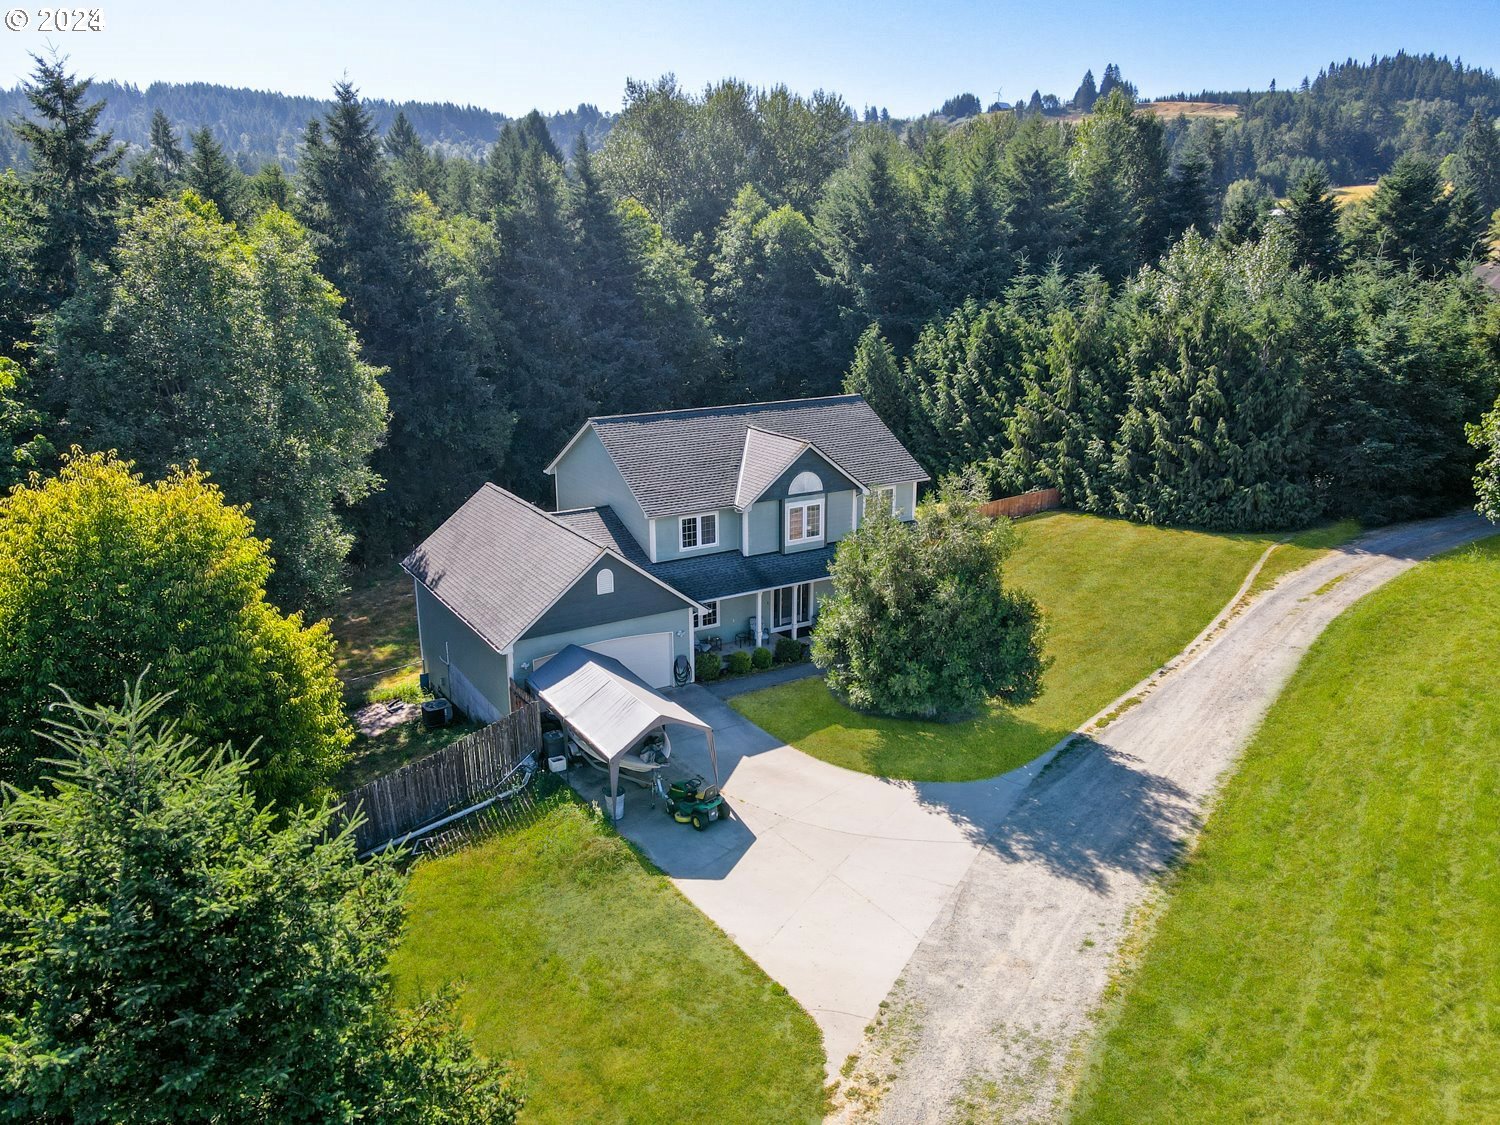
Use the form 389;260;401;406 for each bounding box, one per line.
1109;233;1318;529
1073;69;1098;112
248;161;291;212
298;82;510;554
1450;108;1500;217
148;108;186;179
1355;154;1457;275
0;683;522;1122
185;127;248;223
1162;150;1215;242
127;108;186;201
1282;168;1342;276
1217;178;1274;246
996;118;1077;272
708;185;840;401
843;323;910;441
1004;272;1121;507
815;137;940;353
10;55;124;302
384;110;437;198
1069;95;1146;280
0;171;42;358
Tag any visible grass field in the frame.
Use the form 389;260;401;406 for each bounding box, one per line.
1330;182;1378;208
1139;100;1240;120
1071;536;1500;1122
390;789;827;1124
732;513;1358;782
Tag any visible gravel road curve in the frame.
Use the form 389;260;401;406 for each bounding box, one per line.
837;512;1496;1124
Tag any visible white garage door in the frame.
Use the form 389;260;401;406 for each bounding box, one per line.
535;632;676;688
585;632;675;688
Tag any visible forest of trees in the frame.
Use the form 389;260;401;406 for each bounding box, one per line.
0;53;1497;620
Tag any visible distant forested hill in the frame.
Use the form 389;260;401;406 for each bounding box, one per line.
0;79;613;171
1154;52;1500;186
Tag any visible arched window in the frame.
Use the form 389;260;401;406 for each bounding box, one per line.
789;470;823;495
596;568;615;595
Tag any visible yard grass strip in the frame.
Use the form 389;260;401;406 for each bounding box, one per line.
389;788;827;1125
1070;536;1500;1123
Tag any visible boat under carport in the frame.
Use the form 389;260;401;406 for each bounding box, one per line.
527;644;718;815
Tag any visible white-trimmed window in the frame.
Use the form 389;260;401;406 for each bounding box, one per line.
679;512;719;551
786;498;824;544
865;486;897;519
694;600;719;628
595;568;614;595
789;470;823;495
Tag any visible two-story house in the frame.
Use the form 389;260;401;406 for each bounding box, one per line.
402;394;928;720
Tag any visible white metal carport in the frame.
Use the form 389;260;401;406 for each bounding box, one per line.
527;644;718;813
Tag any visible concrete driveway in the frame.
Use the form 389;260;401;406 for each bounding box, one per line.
570;686;1058;1071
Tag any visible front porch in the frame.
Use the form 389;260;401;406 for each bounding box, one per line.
690;579;828;657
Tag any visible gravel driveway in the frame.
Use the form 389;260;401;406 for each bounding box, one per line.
836;512;1496;1123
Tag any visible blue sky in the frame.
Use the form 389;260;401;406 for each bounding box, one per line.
2;0;1497;116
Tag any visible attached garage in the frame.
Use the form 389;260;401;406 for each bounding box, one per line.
404;485;700;720
534;630;676;689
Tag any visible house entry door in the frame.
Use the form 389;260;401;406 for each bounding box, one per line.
772;583;814;633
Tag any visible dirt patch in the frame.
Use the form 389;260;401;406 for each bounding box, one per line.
353;699;419;738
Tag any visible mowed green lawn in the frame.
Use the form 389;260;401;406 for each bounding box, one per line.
733;512;1356;781
390;790;826;1125
1072;537;1500;1122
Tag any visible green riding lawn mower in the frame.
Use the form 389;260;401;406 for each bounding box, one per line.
656;775;726;831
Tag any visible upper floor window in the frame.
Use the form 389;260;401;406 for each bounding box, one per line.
694;600;719;628
789;470;823;496
786;498;823;544
680;512;718;551
596;568;614;595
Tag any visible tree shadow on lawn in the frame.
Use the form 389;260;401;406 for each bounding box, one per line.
976;736;1200;895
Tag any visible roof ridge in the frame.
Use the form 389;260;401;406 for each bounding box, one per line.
478;482;611;559
588;393;862;425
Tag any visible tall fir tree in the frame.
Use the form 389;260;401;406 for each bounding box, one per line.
1356;154;1458;275
10;55;124;303
1450;108;1500;217
185;127;248;223
997;118;1078;272
1282;168;1343;276
298;82;510;555
843;323;911;442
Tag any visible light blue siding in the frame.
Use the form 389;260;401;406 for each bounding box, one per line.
551;428;650;552
415;582;511;720
745;500;780;555
652;507;742;562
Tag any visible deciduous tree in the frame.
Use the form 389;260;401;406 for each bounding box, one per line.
813;472;1045;719
0;453;351;807
50;194;386;609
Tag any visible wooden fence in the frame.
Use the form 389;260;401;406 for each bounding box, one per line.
340;701;542;855
977;487;1062;520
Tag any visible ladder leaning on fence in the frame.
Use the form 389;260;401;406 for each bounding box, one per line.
339;701;544;858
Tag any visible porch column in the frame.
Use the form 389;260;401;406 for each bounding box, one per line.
757;588;764;646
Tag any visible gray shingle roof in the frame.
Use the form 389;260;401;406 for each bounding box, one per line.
402;484;606;652
553;505;838;604
734;427;809;509
576;394;929;519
